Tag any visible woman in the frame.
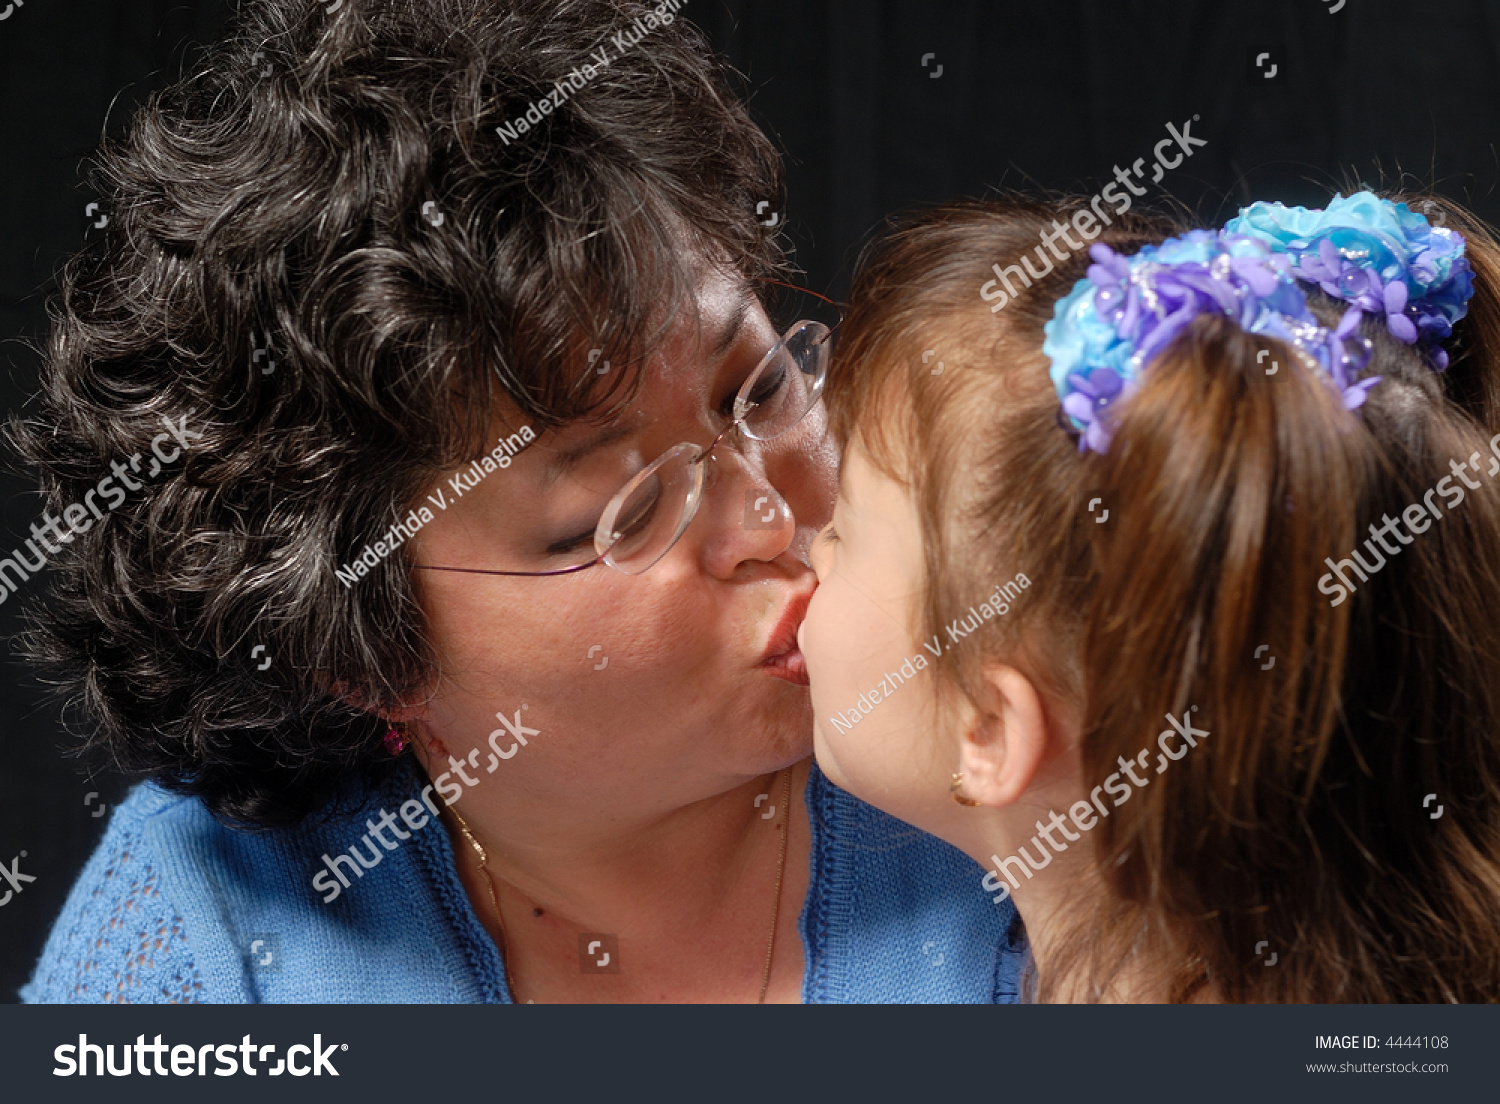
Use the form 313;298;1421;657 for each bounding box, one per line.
18;0;1021;1003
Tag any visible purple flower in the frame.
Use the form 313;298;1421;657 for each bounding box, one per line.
1044;230;1384;455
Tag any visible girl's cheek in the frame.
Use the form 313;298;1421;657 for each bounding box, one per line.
799;583;844;680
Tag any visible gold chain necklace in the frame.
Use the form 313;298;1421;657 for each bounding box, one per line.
757;765;794;1003
450;766;794;1005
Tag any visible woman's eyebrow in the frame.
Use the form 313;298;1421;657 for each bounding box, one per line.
531;289;754;488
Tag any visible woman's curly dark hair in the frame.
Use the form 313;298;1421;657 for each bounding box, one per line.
8;0;787;828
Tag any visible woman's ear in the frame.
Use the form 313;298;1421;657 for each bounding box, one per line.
955;663;1050;807
323;680;437;759
325;680;426;725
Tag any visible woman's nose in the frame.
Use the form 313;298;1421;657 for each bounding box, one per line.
696;448;797;574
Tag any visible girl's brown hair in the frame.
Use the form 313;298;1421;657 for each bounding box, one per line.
827;194;1500;1002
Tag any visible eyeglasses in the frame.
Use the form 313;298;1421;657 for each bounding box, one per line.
415;282;839;580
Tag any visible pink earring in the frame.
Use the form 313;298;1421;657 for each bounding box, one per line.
383;725;410;756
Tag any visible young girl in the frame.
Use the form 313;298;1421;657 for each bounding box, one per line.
798;191;1500;1002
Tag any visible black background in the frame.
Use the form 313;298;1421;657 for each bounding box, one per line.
3;0;1498;1002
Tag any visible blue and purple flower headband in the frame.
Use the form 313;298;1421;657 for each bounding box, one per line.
1044;191;1476;454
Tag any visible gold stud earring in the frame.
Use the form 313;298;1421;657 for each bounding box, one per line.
950;772;981;807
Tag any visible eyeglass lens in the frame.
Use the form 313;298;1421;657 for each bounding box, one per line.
737;322;830;441
599;320;829;572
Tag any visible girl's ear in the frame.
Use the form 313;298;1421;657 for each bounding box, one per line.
955;663;1050;807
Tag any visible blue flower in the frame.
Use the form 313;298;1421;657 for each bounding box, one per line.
1225;191;1473;360
1044;194;1467;454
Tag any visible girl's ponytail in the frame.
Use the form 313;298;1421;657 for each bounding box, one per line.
1078;265;1500;1002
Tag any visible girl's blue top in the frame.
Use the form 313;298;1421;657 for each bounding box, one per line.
22;758;1026;1003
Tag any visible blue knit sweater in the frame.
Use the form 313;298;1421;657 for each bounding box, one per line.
22;758;1025;1003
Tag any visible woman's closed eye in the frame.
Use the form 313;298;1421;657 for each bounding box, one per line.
744;360;788;408
545;526;597;557
547;477;665;557
719;358;789;420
